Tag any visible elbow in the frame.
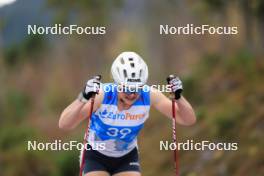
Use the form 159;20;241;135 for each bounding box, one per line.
58;114;74;130
58;118;67;130
187;117;196;126
58;119;66;129
183;119;196;126
58;120;74;130
181;111;196;126
185;112;197;126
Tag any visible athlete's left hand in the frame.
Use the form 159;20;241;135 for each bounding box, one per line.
167;75;183;100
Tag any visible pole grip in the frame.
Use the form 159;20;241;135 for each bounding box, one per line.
167;74;175;99
166;74;175;84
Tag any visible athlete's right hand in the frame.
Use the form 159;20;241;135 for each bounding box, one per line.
79;75;101;102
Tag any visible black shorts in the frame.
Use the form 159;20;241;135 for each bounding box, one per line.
83;146;141;175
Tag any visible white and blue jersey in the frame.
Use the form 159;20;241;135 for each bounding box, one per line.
87;83;150;157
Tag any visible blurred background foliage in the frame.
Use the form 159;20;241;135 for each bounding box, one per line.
0;0;263;175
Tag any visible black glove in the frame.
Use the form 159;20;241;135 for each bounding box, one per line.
167;75;183;100
78;75;101;103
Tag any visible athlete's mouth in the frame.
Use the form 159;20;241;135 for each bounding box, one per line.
118;92;139;109
120;98;131;105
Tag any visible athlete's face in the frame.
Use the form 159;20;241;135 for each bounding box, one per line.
118;92;140;109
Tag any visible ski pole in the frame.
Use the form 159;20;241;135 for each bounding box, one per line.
167;75;180;176
79;75;101;176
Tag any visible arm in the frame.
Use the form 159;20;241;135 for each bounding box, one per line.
58;89;103;130
59;76;103;130
150;88;196;126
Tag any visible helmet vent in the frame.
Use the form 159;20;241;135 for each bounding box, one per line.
120;58;125;64
131;72;136;78
129;58;133;61
139;69;142;77
130;63;135;68
123;69;128;78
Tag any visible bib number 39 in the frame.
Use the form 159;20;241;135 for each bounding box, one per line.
106;128;132;139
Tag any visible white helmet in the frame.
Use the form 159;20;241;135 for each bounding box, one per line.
111;52;148;86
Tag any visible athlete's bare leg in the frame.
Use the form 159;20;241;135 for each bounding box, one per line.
84;171;110;176
113;171;141;176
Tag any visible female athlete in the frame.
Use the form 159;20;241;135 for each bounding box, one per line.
59;51;196;176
